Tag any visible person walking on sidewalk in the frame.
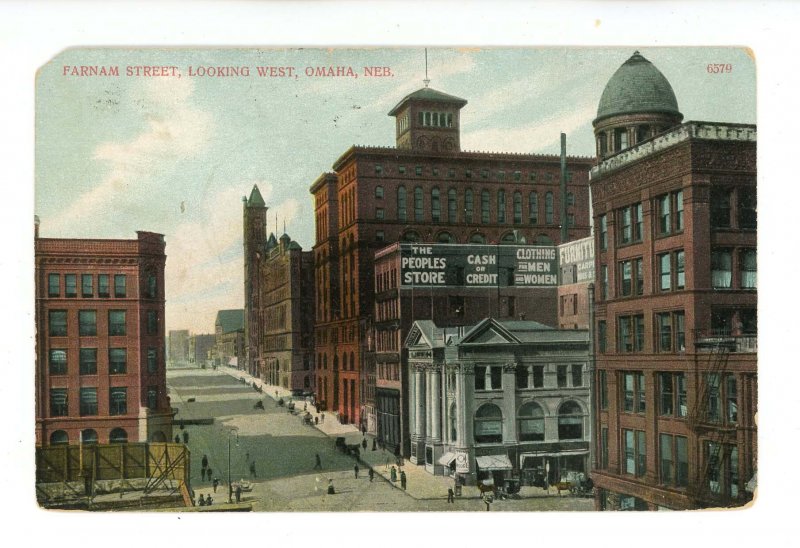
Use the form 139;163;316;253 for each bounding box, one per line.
235;484;242;503
314;453;322;470
400;470;407;491
354;464;359;479
212;477;219;493
447;487;455;503
368;468;374;482
249;461;257;478
362;437;367;451
390;466;397;483
182;430;189;444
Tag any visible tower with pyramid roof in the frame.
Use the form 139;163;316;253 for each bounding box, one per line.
243;185;267;378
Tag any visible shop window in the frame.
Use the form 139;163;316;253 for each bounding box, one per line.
518;402;545;442
80;348;97;375
558;401;583;440
49;349;67;375
50;389;68;417
474;404;503;444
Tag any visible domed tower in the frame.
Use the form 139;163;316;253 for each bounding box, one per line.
593;51;683;160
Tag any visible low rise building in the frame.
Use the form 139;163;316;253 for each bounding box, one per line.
213;309;244;368
168;329;190;365
189;333;215;367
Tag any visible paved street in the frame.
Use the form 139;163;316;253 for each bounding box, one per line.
167;366;593;512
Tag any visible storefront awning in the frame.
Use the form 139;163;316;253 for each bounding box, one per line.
476;454;513;471
521;450;589;468
438;452;456;466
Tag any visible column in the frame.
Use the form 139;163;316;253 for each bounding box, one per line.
431;365;442;441
455;364;465;445
502;363;517;444
415;366;425;439
460;364;475;446
408;367;417;439
425;367;433;442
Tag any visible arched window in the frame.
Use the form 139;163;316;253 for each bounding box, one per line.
350;351;355;371
437;231;455;243
397;186;407;222
414;186;423;221
402;231;420;243
49;430;68;445
81;429;98;444
431;187;441;222
518;402;545;441
109;428;128;444
558;401;584;440
448;188;457;222
465;189;474;223
342;353;348;371
481;190;490;224
513;192;522;224
333;355;339;371
474;403;503;444
150;431;167;442
323;354;328;370
497;190;506;223
469;233;486;244
545;192;554;225
529;192;538;224
500;232;517;244
375;185;384;199
449;403;458;442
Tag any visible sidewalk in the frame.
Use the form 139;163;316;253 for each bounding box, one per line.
218;366;576;502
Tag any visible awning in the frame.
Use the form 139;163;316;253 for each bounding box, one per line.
438;452;456;466
476;454;513;471
520;450;589;468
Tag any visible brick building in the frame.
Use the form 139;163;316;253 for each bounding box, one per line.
588;52;757;510
189;333;215;367
310;85;593;430
556;236;595;330
213;309;244;368
35;224;173;446
243;186;316;390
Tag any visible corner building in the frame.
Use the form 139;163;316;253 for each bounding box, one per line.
35;227;172;446
311;86;593;429
589;52;757;510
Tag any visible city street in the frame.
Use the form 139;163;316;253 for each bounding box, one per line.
167;367;593;512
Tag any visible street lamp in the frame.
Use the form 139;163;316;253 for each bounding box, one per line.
227;427;239;503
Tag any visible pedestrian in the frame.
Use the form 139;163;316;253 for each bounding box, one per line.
372;438;376;451
198;495;206;506
175;434;181;443
249;460;257;478
354;464;359;479
368;468;374;482
390;466;397;483
202;454;209;469
235;485;242;503
327;479;335;495
200;467;206;481
314;416;319;426
362;437;367;451
447;487;455;503
207;467;212;482
304;402;307;411
314;453;322;470
400;471;407;491
212;477;219;493
182;430;189;444
321;413;325;424
206;494;213;506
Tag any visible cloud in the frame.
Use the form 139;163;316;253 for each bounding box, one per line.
46;77;213;235
164;182;302;333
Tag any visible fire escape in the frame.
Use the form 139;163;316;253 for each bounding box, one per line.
687;329;748;508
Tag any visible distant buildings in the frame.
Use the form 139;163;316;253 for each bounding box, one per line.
189;333;215;367
310;85;593;431
213;309;245;368
168;329;190;365
243;186;316;390
406;318;591;487
588;52;757;510
35;225;172;445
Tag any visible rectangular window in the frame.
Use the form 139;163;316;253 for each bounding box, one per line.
635;258;643;295
481;191;490;224
677;372;688;417
738;187;757;229
80;387;98;416
529;193;538;224
658;194;671;234
497;190;506;223
675;190;684;231
557;365;568;388
65;274;77;298
147;310;158;335
376;230;385;243
637;430;647;477
108;310;126;336
81;274;93;298
448;190;457;222
49;349;67;375
620;260;632;296
571;364;583;387
711;188;732;228
109;348;127;374
50;388;68;417
622;371;645;414
147;387;158;410
514;171;521;181
599;370;608;410
375;208;384;220
490;366;502;390
659;253;671;291
660;433;674;485
447;168;455;178
147;347;158;373
624;429;636;475
657;312;673;352
98;274;110;298
465;190;474;223
600;264;608;300
601;427;609;469
415;166;422;176
676;251;685;289
598;320;607;353
516;366;529;389
740;249;757;289
599;215;607;249
48;274;60;297
480;169;488;179
114;274;127;298
707;373;722;423
532;366;544;388
79;348;97;375
711;249;733;288
109;387;127;415
676;436;689;487
78;310;97;336
726;374;738;424
49;310;67;336
659;372;674;416
475;366;486;390
618;314;644;353
398;165;406;175
374;164;382;175
636;372;646;413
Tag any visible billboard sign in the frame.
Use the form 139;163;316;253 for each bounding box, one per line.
399;243;558;288
557;237;595;284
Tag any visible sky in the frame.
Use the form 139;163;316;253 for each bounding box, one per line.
34;47;756;333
